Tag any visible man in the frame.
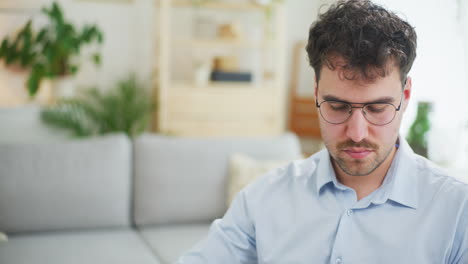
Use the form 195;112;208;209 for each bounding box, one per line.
177;0;468;263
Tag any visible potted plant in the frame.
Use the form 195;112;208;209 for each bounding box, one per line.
407;101;432;157
40;75;155;138
0;1;103;101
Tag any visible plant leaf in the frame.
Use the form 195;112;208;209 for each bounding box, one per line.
40;75;154;138
92;54;100;65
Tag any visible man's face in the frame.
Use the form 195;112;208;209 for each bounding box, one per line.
315;63;411;177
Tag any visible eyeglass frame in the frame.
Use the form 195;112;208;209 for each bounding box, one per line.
315;91;404;126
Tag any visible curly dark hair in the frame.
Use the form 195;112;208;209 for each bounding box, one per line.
306;0;417;84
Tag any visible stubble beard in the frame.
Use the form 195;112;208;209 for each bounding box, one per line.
327;139;395;177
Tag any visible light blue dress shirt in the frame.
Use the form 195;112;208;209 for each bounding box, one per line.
177;139;468;264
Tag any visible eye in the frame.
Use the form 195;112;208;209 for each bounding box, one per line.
328;102;350;112
365;104;389;113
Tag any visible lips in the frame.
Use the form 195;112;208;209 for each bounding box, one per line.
343;148;373;159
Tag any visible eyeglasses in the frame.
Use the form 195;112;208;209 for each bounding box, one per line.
315;94;403;126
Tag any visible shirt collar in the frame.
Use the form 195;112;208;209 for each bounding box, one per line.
314;137;419;209
379;137;419;209
315;149;340;194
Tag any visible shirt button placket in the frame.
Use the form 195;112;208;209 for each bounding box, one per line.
330;208;354;264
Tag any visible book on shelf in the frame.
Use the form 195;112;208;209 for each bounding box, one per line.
210;71;252;82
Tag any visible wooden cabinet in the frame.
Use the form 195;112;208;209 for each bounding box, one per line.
153;0;286;136
288;41;321;139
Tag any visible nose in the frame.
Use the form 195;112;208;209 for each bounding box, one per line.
345;108;369;143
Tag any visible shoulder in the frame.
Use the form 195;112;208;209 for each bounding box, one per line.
415;155;468;205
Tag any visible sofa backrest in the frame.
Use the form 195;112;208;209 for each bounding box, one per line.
0;106;71;143
0;134;132;233
133;133;302;226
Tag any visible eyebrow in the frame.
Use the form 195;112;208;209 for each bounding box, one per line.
321;94;396;104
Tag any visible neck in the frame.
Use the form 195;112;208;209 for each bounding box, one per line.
333;146;397;201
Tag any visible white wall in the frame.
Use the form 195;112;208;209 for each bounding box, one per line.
66;0;155;91
285;0;321;97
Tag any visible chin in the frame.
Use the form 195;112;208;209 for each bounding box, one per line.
338;161;377;177
344;166;377;177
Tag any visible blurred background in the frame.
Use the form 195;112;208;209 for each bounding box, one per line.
0;0;467;167
0;1;467;262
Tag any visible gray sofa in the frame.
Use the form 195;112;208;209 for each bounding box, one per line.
0;132;302;264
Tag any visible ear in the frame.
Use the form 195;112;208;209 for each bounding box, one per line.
402;76;412;111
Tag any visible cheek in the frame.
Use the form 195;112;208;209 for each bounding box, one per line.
386;113;403;136
371;123;400;145
319;121;345;142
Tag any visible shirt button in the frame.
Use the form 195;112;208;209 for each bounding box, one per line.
336;257;343;264
346;209;353;216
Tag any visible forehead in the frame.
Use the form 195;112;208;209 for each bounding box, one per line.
317;64;402;101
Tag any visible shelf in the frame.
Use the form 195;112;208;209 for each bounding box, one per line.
174;38;270;49
75;0;134;3
171;0;266;11
171;80;263;91
155;0;286;136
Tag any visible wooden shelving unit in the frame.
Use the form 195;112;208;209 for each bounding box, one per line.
153;0;286;136
171;0;265;10
173;38;271;49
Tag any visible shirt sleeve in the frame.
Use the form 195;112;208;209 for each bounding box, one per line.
176;190;258;264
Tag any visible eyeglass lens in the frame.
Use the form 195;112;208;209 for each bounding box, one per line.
319;101;397;125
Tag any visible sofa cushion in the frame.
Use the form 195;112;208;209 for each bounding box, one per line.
0;232;7;242
0;134;132;233
133;133;302;226
226;153;291;208
0;228;161;264
138;224;210;264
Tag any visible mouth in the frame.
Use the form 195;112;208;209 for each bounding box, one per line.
343;148;373;159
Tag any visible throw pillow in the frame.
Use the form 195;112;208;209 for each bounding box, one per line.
0;232;7;242
226;153;291;208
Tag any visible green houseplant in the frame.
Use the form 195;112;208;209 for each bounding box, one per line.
40;75;154;138
0;1;103;97
406;101;432;157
